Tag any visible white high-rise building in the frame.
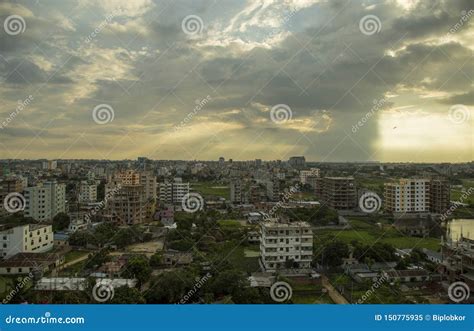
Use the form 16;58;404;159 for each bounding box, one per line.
260;222;313;271
384;179;430;213
78;181;97;203
25;181;66;221
159;178;189;204
0;224;53;258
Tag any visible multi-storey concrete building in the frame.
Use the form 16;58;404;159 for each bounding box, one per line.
230;180;243;204
106;184;146;225
440;235;474;292
78;180;97;203
24;181;66;221
384;179;430;213
429;179;450;214
0;224;53;259
266;178;280;202
159;178;189;204
300;168;320;184
288;156;306;169
260;221;313;271
322;177;357;210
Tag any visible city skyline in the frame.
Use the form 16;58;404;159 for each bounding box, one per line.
0;0;473;162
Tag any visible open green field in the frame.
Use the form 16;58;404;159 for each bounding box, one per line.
65;250;89;263
316;218;440;251
210;242;260;274
192;182;229;199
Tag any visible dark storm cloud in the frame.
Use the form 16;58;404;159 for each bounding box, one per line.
0;0;472;161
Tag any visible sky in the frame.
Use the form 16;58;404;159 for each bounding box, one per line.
0;0;472;162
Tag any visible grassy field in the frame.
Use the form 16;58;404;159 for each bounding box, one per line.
211;242;260;274
316;218;440;251
64;250;89;263
192;182;229;199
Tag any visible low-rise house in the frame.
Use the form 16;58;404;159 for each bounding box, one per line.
53;232;70;248
394;219;430;237
422;248;442;264
382;269;431;283
0;253;64;275
163;250;193;266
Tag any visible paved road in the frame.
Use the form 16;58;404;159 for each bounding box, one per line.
322;275;349;304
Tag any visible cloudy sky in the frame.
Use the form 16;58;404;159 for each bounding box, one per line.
0;0;472;162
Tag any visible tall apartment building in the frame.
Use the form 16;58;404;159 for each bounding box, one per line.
115;170;140;185
266;178;280;202
25;181;66;221
430;179;450;214
288;156;306;169
159;178;189;204
384;179;430;213
106;184;146;225
78;180;97;203
322;177;357;210
260;222;313;271
230;180;248;204
41;160;57;170
0;224;53;258
105;170;152;224
300;168;320;184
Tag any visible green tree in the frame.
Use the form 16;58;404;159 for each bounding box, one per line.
123;255;151;286
52;212;70;231
110;286;145;304
321;241;350;267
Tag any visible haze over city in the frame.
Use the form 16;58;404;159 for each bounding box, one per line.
0;0;472;162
